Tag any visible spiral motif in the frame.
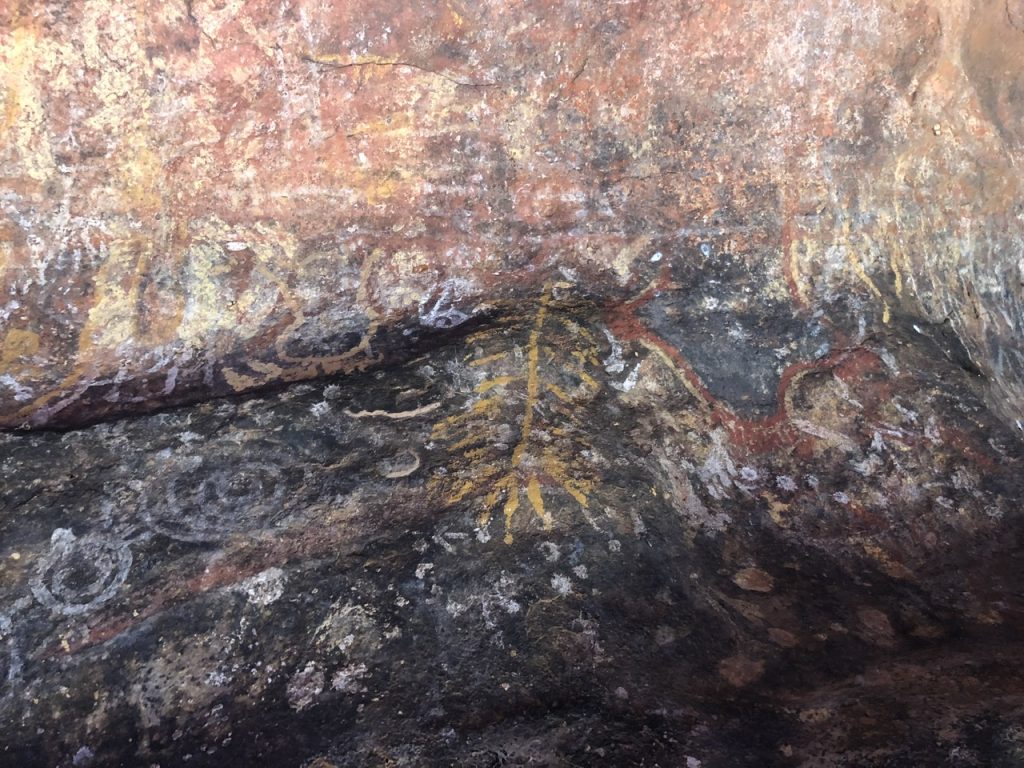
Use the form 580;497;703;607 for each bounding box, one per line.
30;529;132;616
145;461;287;543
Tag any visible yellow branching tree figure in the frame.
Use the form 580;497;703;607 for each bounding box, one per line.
430;283;604;543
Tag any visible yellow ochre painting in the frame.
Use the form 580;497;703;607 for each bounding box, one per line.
430;283;604;543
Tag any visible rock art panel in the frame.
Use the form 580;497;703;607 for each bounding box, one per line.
0;0;1021;430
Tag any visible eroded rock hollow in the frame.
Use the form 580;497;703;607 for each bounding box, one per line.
1;1;1023;766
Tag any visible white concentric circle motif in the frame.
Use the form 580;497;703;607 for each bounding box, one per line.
147;461;287;542
30;529;132;616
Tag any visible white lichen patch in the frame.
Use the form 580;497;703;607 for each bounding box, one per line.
415;562;434;580
551;574;573;596
698;429;738;500
286;662;324;711
234;567;286;607
331;663;369;693
776;475;798;492
313;602;382;658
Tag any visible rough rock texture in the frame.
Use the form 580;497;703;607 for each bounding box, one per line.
1;0;1023;431
2;1;1024;766
2;296;1024;766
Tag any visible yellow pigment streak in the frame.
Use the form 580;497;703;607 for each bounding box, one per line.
502;483;520;545
469;351;509;367
545;383;573;403
848;251;891;324
527;476;553;530
510;285;552;470
889;250;904;299
843;225;890;324
789;237;813;307
499;284;553;542
433;281;599;543
883;209;904;300
477;375;521;393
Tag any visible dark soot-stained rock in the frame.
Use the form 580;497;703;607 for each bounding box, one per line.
2;0;1024;766
1;286;1023;767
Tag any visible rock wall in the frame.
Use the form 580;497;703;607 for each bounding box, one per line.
2;0;1022;430
3;3;1024;766
1;292;1023;766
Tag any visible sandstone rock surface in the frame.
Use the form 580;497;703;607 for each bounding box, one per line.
2;1;1024;766
1;0;1022;430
